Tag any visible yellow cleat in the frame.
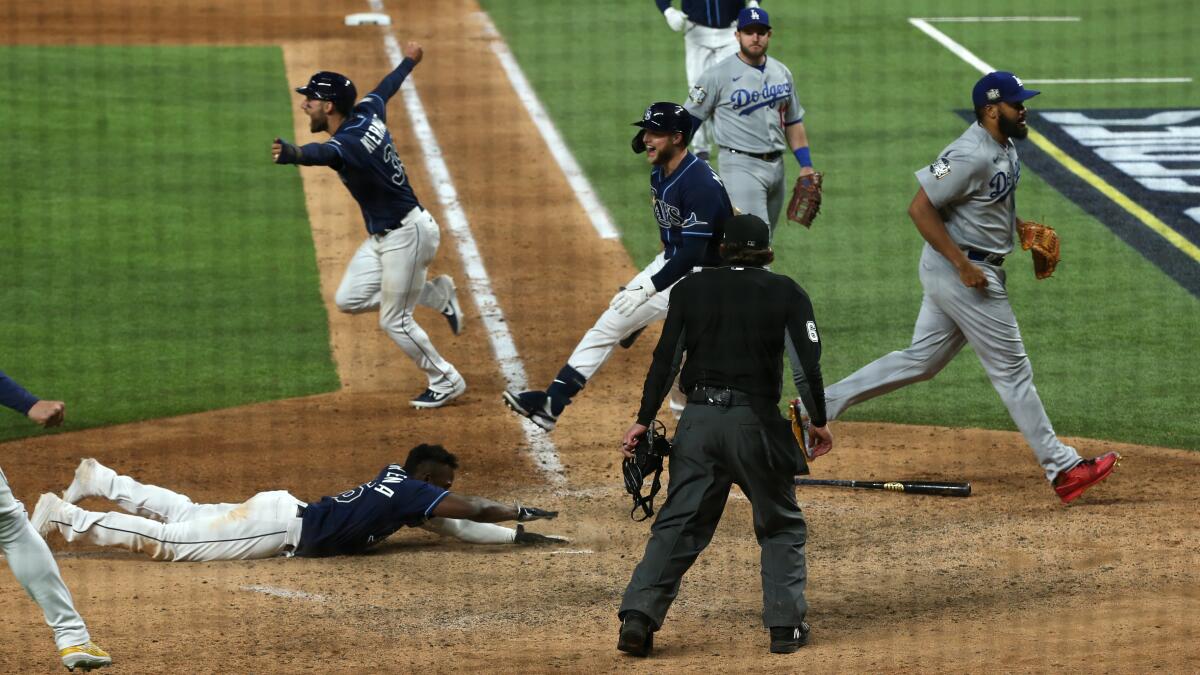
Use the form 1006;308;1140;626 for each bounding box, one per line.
60;641;111;672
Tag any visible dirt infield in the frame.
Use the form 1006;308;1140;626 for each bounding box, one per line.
2;0;1198;672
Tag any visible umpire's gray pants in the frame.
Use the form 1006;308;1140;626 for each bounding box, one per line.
619;403;808;629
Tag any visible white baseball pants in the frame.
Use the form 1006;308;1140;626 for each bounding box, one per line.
49;462;304;562
0;466;91;650
336;206;463;393
823;245;1082;482
684;22;739;153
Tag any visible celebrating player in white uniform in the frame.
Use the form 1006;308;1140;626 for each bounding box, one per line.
503;103;733;432
819;72;1120;504
655;0;761;160
685;8;816;232
31;447;565;562
0;371;111;672
273;42;466;409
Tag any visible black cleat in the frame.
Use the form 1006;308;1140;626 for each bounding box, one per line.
619;326;647;349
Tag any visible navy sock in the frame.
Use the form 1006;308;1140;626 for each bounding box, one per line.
546;365;586;414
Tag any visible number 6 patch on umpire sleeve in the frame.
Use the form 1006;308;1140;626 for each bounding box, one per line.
806;321;819;343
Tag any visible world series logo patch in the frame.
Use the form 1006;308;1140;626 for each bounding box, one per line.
931;158;951;179
689;85;707;105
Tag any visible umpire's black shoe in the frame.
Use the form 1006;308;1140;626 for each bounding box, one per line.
769;622;811;654
617;610;654;657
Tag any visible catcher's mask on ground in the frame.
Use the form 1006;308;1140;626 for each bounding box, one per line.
631;101;693;153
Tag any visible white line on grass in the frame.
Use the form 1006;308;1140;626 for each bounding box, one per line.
367;0;565;486
908;18;995;73
922;16;1080;22
473;11;620;241
1025;78;1193;84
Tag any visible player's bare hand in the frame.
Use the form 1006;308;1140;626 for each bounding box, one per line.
957;261;988;289
806;424;833;459
799;165;816;177
402;41;423;64
27;400;65;428
514;524;569;545
622;422;648;458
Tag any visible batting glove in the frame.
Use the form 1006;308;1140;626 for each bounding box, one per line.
516;505;558;522
663;6;687;32
611;284;655;317
514;524;569;545
273;137;301;164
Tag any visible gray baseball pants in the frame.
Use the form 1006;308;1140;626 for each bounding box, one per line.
619;403;808;629
823;244;1082;482
718;149;786;234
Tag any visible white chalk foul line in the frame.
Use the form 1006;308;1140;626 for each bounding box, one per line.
367;0;565;486
242;584;326;602
474;12;620;241
1024;78;1193;84
922;16;1080;22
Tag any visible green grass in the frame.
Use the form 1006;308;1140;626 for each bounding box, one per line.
480;0;1200;449
0;46;339;442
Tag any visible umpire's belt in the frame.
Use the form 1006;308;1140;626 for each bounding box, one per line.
723;147;783;162
688;386;754;407
963;248;1005;266
371;206;426;237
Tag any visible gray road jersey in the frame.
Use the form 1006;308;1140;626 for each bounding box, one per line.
686;54;803;154
915;123;1021;255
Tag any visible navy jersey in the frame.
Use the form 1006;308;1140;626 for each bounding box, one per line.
655;0;758;28
0;370;38;415
298;60;421;235
648;153;734;291
295;464;448;557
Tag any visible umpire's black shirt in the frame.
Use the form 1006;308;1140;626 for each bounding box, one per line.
636;265;827;427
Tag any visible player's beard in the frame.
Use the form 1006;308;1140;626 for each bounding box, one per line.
739;40;767;61
999;113;1027;140
310;111;329;133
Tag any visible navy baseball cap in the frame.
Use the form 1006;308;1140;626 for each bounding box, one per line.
971;71;1039;108
296;71;357;103
723;214;771;249
737;7;770;30
631;102;694;153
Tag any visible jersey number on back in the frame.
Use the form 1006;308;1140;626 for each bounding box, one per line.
382;142;408;187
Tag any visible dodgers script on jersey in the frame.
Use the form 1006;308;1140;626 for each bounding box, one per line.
916;123;1021;255
686;54;803;154
295;465;448;557
649;153;734;291
299;62;421;235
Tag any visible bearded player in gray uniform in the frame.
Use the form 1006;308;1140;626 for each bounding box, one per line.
655;0;761;160
684;8;816;232
819;72;1120;505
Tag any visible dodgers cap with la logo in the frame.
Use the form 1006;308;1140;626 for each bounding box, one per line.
737;7;770;30
971;71;1040;108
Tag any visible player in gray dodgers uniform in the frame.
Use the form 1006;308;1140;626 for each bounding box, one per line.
273;42;466;409
685;8;817;232
819;72;1120;504
655;0;761;160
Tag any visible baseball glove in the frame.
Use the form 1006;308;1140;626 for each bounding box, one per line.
786;172;823;228
1019;221;1060;279
788;400;816;462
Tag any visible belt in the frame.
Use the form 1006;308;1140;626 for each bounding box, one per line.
296;504;307;518
964;248;1006;266
687;386;754;407
371;206;426;237
723;147;783;162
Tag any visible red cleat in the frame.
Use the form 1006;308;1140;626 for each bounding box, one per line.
1054;452;1121;504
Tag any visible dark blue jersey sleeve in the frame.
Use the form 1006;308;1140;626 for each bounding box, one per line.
295;141;346;168
358;58;416;121
0;370;39;415
650;179;726;290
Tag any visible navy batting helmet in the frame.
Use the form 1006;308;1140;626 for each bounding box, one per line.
296;71;358;105
631;102;694;154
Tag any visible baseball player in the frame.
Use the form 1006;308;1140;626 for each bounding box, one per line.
0;371;111;672
818;72;1120;504
685;8;816;232
655;0;762;160
273;41;467;409
503;102;733;432
32;445;565;562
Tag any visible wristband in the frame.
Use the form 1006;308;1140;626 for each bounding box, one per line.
793;146;812;168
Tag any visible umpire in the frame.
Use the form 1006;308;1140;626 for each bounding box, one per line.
616;213;833;657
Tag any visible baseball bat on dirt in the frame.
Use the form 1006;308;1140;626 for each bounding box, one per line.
794;478;971;497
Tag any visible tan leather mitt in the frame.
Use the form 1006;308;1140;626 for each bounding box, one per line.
786;172;823;227
1020;221;1060;279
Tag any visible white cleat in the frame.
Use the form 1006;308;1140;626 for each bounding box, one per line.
64;458;101;504
30;492;65;539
